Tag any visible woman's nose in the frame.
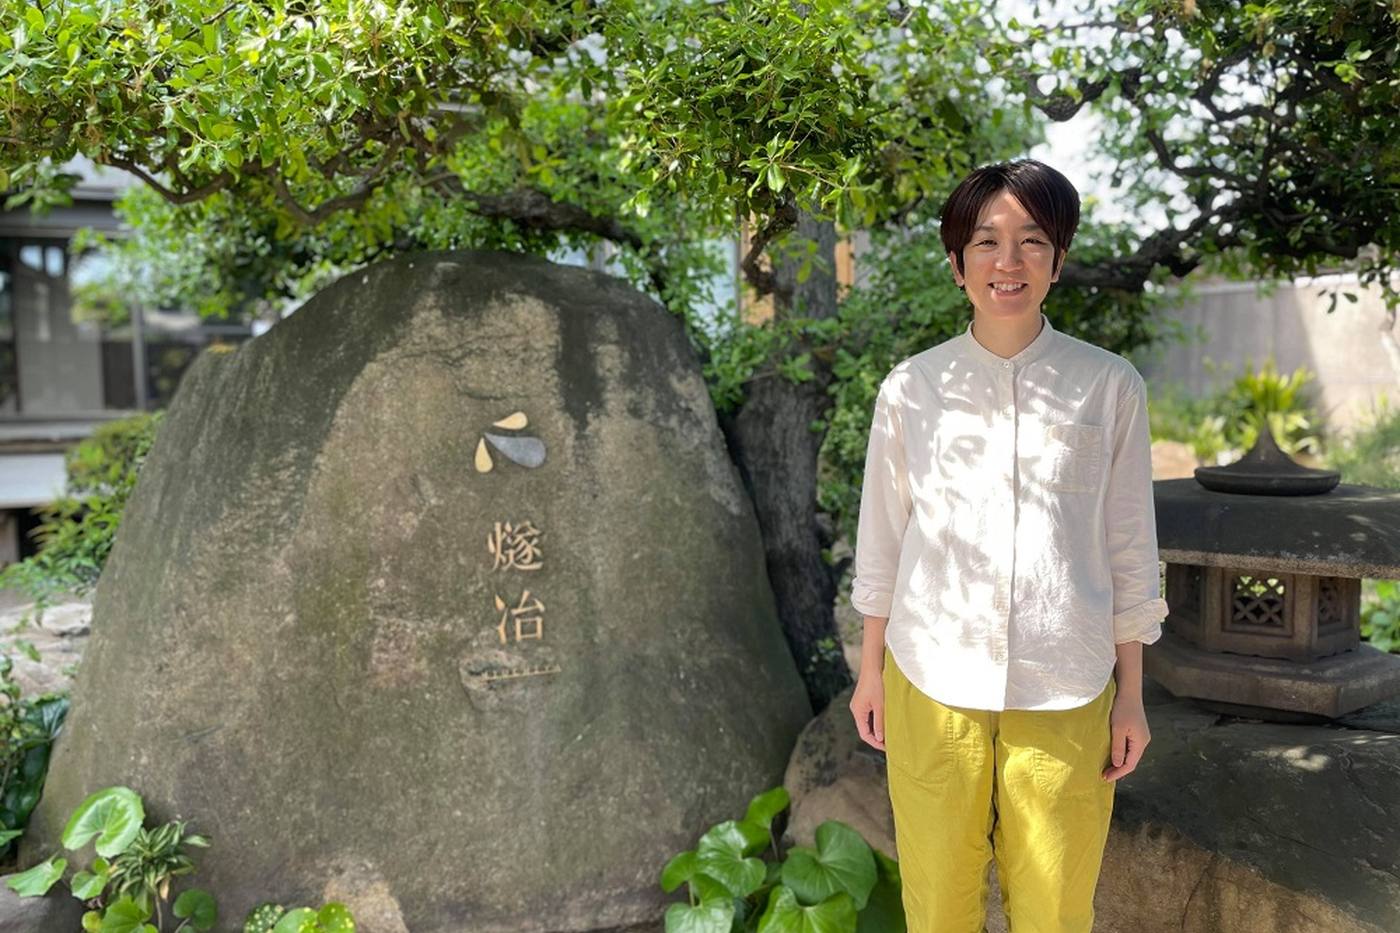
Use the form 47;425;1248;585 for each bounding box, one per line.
995;245;1024;268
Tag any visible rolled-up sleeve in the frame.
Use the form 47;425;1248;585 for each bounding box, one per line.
1106;372;1169;644
850;375;914;618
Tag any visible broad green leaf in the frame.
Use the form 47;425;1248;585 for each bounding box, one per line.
4;855;66;896
173;888;218;930
780;821;876;910
0;829;21;846
733;818;771;855
855;849;905;933
696;820;758;859
97;896;151;933
694;821;767;898
660;849;697;893
71;866;109;899
316;902;354;932
664;897;734;933
62;787;144;858
688;871;733;907
82;910;103;932
756;885;856;933
272;907;317;933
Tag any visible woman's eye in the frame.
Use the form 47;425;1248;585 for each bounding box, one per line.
1025;238;1046;245
976;239;995;246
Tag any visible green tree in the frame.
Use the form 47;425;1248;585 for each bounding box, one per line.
4;0;1397;710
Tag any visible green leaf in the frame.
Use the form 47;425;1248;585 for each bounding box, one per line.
316;902;354;932
173;888;218;930
756;885;856;933
660;849;697;893
98;898;153;933
4;855;66;896
71;866;109;899
62;787;144;858
744;787;790;831
780;821;877;909
736;819;771;856
693;819;769;896
82;910;103;932
0;829;21;846
688;871;734;907
664;897;734;933
855;849;905;933
271;907;317;933
767;162;786;193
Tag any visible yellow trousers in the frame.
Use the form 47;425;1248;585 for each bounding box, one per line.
882;645;1116;933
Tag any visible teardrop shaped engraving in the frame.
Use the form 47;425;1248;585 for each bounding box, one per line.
484;433;546;468
474;437;494;473
492;411;529;430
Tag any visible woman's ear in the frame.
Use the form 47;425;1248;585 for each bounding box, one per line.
947;251;965;288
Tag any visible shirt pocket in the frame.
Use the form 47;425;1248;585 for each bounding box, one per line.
1041;422;1105;494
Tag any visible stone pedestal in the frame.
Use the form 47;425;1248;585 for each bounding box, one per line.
1145;631;1400;720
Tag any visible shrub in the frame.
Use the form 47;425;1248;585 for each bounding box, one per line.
659;785;904;932
0;411;164;622
2;785;356;932
0;654;67;865
1147;355;1322;463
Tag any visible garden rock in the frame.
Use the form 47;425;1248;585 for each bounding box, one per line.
19;250;812;932
0;882;86;930
0;598;88;696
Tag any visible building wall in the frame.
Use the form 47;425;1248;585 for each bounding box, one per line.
8;239;105;414
1136;274;1400;437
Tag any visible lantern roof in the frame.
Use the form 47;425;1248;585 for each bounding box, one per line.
1155;478;1400;579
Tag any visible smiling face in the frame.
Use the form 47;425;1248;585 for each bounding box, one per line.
946;188;1067;324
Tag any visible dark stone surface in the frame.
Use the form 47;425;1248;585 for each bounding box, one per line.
0;883;86;932
1113;679;1400;927
1154;477;1400;577
18;250;812;932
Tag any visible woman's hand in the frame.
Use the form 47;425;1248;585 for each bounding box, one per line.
1102;690;1150;782
850;672;886;751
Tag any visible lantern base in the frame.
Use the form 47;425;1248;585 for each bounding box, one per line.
1145;631;1400;719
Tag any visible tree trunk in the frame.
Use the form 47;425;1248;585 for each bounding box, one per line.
720;209;851;713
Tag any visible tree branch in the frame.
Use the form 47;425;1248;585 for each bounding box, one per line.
422;176;671;298
105;157;232;204
739;197;799;300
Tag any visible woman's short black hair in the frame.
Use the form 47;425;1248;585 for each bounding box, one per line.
939;159;1080;283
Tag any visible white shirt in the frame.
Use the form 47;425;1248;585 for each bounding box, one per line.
851;312;1168;711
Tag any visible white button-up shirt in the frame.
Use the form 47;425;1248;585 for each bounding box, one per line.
851;312;1168;711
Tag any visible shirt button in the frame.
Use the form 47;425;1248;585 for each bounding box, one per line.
1002;361;1010;368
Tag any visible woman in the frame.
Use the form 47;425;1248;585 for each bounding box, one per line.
847;158;1168;932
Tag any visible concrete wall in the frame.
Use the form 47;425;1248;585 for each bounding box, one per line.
1136;274;1400;437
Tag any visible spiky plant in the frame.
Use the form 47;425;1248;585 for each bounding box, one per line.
105;819;209;923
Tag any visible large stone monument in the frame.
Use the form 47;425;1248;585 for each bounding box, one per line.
18;250;812;931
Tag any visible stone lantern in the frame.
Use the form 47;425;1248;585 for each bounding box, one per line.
1147;424;1400;721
